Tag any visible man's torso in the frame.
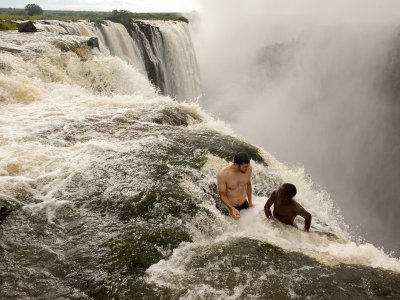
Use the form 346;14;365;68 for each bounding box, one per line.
221;165;251;206
273;198;299;225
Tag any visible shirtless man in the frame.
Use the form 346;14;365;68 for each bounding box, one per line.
217;152;254;220
264;183;312;231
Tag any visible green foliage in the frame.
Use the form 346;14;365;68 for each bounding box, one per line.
0;20;18;30
176;16;189;23
24;3;43;16
0;8;185;23
107;9;135;24
105;10;181;24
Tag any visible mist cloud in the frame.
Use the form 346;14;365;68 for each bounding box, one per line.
193;0;400;252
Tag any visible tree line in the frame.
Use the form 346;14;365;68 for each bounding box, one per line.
24;3;43;16
0;4;186;24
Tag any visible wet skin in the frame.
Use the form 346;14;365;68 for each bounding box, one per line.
264;186;312;231
217;163;253;220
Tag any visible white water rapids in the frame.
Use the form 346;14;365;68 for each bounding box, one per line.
1;21;400;299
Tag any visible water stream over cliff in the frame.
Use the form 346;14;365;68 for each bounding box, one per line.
1;21;400;299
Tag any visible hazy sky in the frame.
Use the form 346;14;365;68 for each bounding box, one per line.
2;0;400;19
0;0;200;12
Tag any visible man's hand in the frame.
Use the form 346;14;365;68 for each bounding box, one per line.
230;207;240;220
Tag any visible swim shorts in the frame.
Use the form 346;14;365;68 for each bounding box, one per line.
233;200;249;211
218;200;249;216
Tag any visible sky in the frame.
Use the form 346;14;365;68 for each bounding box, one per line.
2;0;400;19
0;0;200;12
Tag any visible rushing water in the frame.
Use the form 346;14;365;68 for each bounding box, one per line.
35;19;202;102
1;22;400;299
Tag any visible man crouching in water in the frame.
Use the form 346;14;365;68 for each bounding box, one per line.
264;183;312;231
217;152;254;220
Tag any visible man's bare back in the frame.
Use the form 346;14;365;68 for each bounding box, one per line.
217;152;254;220
264;183;312;231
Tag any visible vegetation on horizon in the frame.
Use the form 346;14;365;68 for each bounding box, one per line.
24;3;43;16
0;7;185;25
0;20;18;30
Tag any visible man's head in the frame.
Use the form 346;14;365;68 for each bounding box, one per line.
280;183;297;199
233;152;250;173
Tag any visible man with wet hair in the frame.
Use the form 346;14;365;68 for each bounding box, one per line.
264;183;312;231
217;152;254;220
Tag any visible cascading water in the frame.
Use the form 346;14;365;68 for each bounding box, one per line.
1;21;400;299
35;19;202;102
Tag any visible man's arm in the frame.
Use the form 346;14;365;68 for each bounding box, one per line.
296;204;312;232
217;172;240;219
264;191;276;218
246;171;253;207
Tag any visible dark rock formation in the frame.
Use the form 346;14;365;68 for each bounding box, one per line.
87;37;99;50
125;21;168;95
0;198;13;224
18;21;37;33
176;16;189;24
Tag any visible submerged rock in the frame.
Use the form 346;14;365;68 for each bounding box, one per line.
145;238;400;299
107;224;192;275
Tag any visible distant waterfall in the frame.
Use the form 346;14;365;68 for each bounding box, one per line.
153;20;203;102
36;19;202;101
127;21;169;96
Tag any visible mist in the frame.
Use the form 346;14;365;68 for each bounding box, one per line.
191;0;400;253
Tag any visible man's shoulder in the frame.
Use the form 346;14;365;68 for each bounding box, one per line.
218;165;231;177
247;164;253;175
291;199;305;210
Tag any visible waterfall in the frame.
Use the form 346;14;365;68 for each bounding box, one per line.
127;21;169;95
1;21;400;299
154;20;203;103
36;19;202;101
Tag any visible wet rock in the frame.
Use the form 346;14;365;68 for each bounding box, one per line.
150;107;202;126
127;21;167;95
0;202;12;223
176;16;189;23
18;21;37;33
154;238;400;299
117;185;199;221
0;46;23;53
106;223;192;275
74;47;92;60
87;37;99;50
0;196;20;224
